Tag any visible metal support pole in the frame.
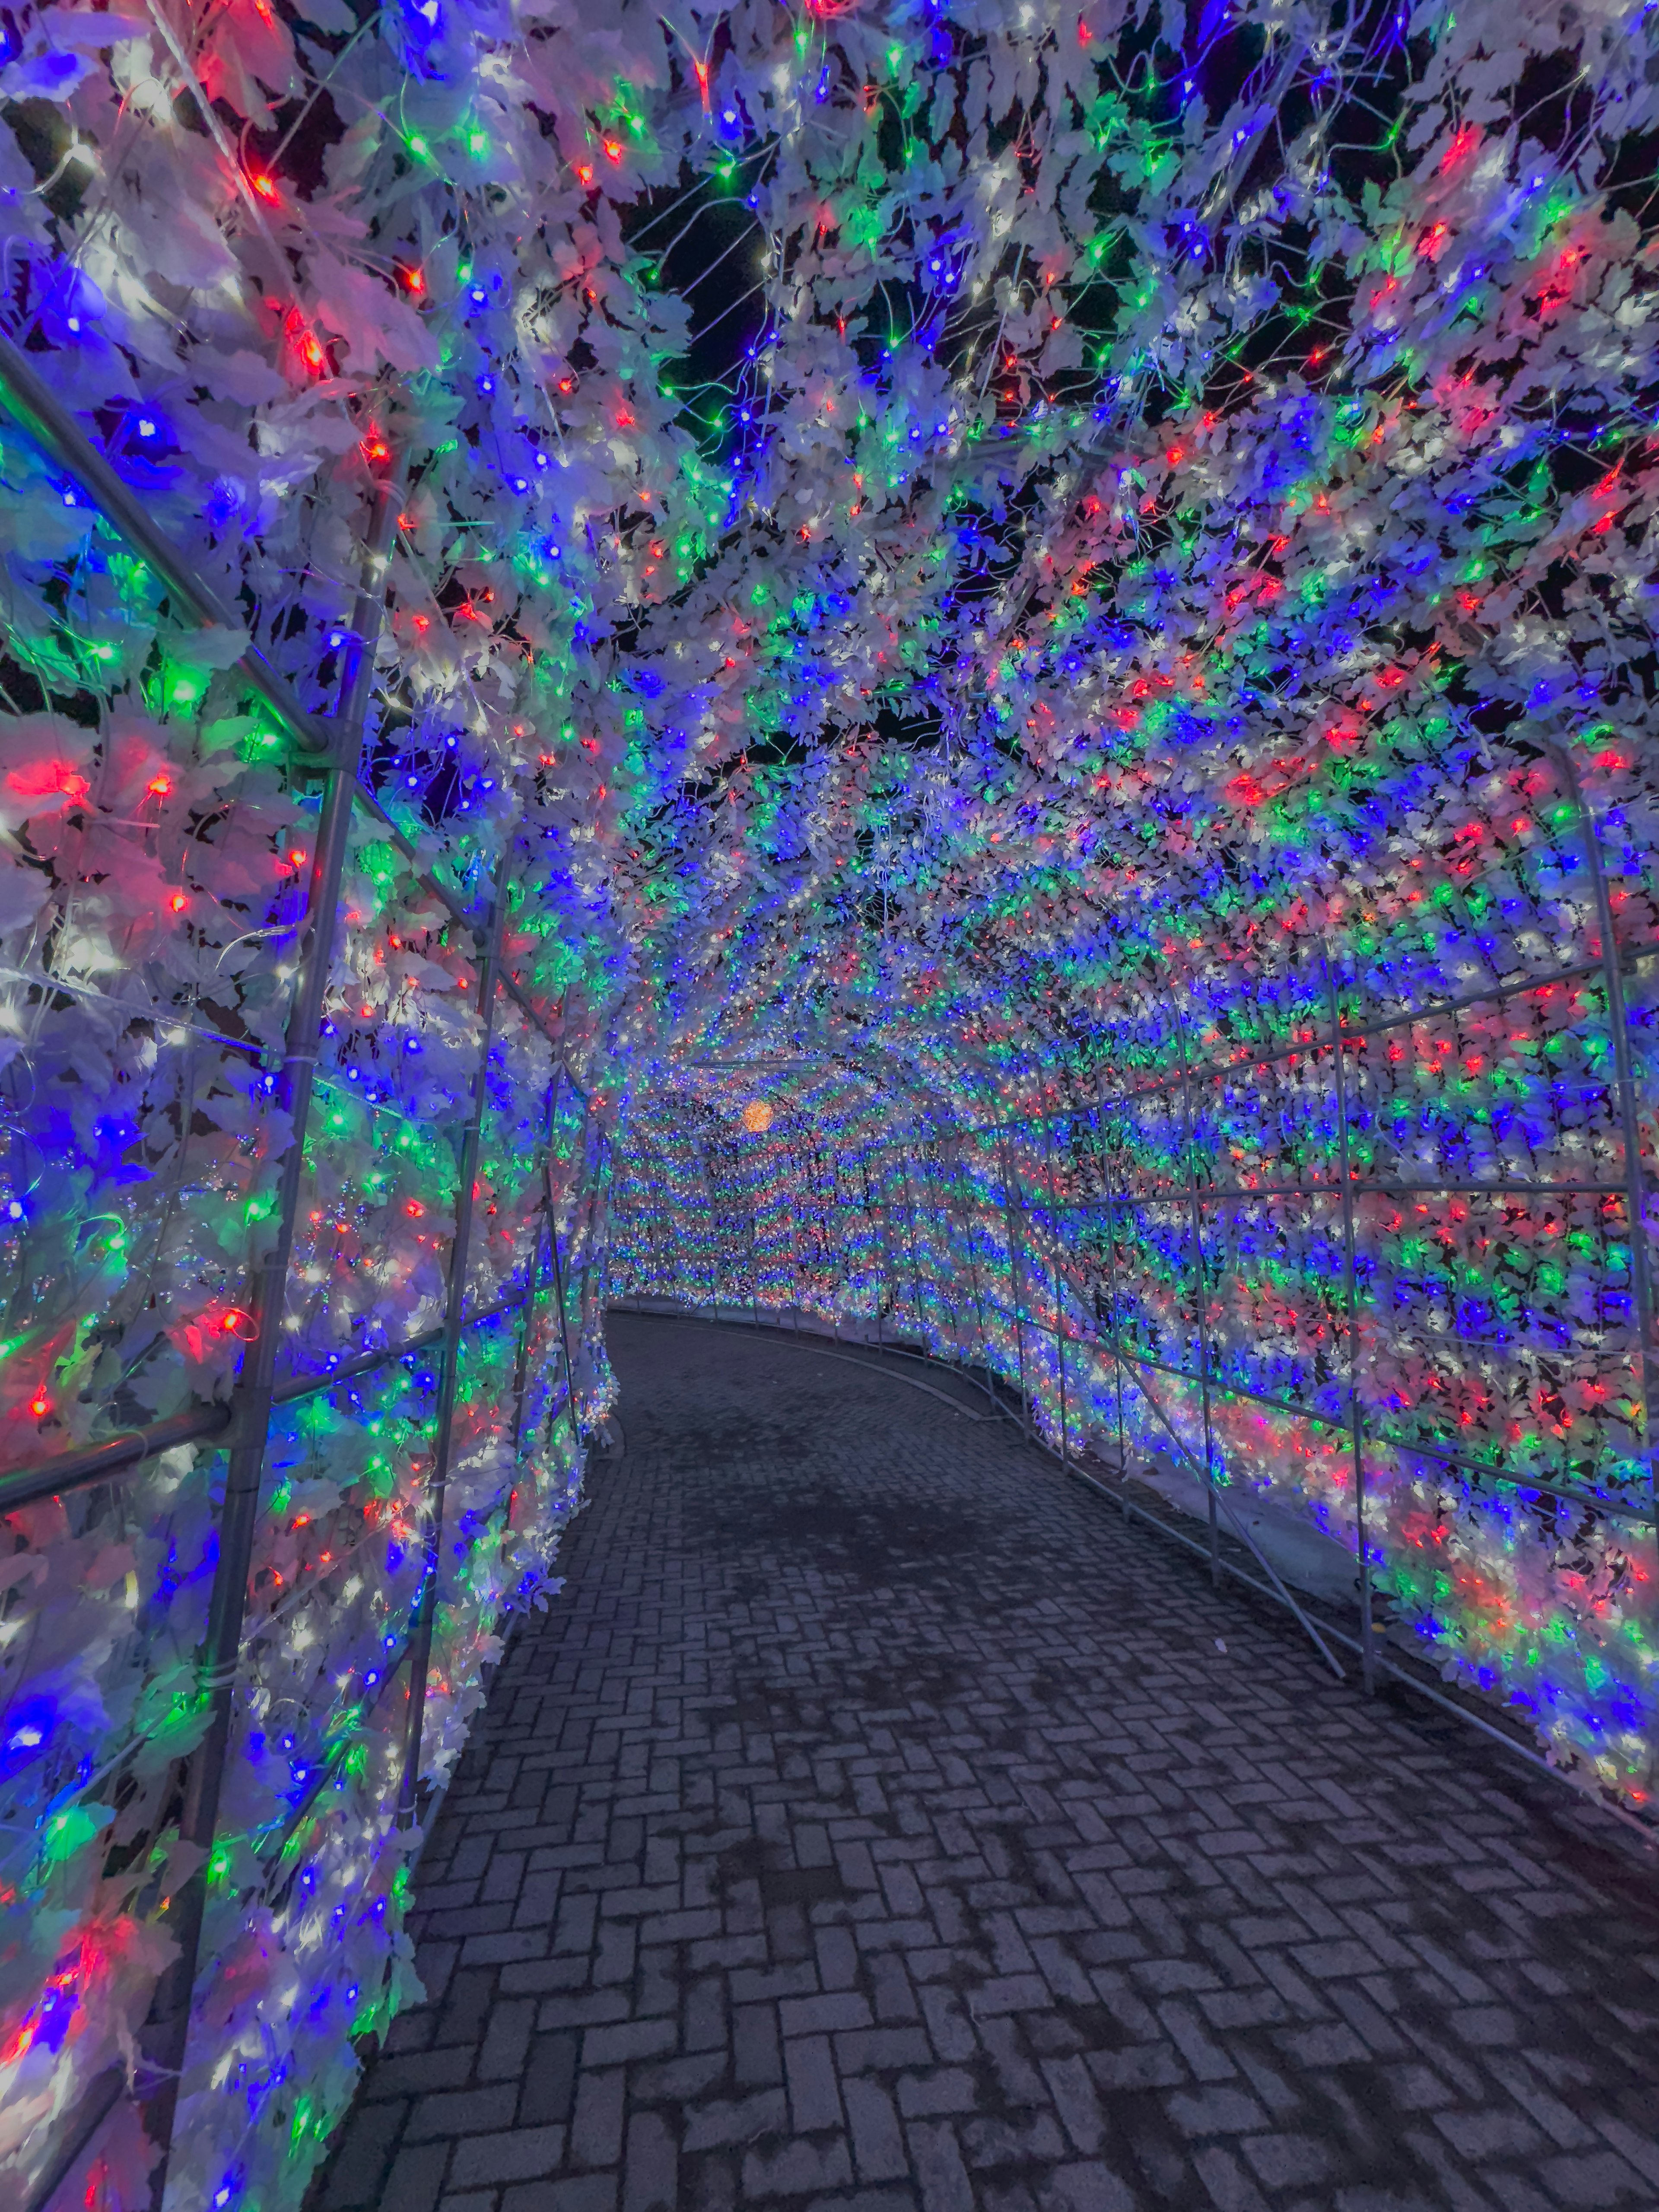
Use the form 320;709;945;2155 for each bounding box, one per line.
1042;1121;1069;1467
896;1155;930;1349
573;1135;602;1360
549;1112;590;1455
933;1144;974;1374
742;1154;762;1329
917;1143;961;1370
702;1155;724;1319
921;1147;959;1366
877;1196;903;1340
858;1160;884;1348
140;463;400;2206
397;854;513;1824
998;1135;1031;1439
1549;742;1659;1537
648;1147;677;1300
0;330;329;756
507;1068;566;1482
1096;1107;1131;1517
952;1141;998;1406
1175;1012;1221;1586
1323;953;1377;1696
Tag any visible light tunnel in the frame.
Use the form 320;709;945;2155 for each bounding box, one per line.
0;0;1656;2204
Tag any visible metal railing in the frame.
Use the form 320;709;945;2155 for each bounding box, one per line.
602;1292;1659;1849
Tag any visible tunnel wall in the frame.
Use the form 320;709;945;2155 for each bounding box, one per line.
0;233;622;2212
1;742;614;2212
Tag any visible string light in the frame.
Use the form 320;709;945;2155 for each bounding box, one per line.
5;0;1659;2205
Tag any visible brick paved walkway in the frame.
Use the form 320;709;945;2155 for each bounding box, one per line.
317;1314;1659;2212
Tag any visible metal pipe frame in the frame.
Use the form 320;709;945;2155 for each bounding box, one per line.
0;330;330;756
549;1105;594;1458
969;1284;1649;1522
1022;1178;1630;1207
1041;1120;1070;1467
397;858;513;1824
1096;1121;1131;1520
744;1156;763;1331
896;1156;931;1347
1324;952;1378;1695
0;1290;535;1518
857;1159;884;1349
0;354;590;2212
1548;741;1659;1548
1174;1013;1221;1585
509;1071;567;1482
947;1138;999;1408
953;919;1652;1528
847;947;1653;1166
923;1144;974;1377
997;1133;1031;1440
0;319;580;1098
140;461;402;2206
634;935;1649;1539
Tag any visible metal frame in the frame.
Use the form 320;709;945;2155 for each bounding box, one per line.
842;947;1648;1167
844;930;1657;1533
139;461;403;2197
0;354;588;2212
397;857;512;1823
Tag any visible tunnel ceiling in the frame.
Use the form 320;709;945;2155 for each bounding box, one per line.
554;0;1659;1122
13;0;1658;1125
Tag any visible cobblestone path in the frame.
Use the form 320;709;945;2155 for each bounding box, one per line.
317;1313;1659;2212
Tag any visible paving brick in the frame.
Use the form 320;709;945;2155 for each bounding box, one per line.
569;2069;625;2169
403;2087;520;2144
376;2148;445;2212
360;2048;475;2102
785;2034;844;2132
519;2032;579;2128
906;2118;974;2212
844;2077;909;2183
734;2001;783;2086
959;2111;1067;2168
308;1319;1659;2212
1042;2053;1109;2153
741;2136;855;2196
580;2018;677;2069
1432;2108;1549;2159
1192;2144;1272;2212
620;2111;677;2212
1167;2085;1271;2138
480;1999;537;2082
502;2183;617;2212
449;2126;568;2187
838;2024;935;2075
779;1990;873;2036
1241;2132;1337;2187
1039;2163;1138;2212
321;2100;407;2209
918;1986;976;2065
895;2067;975;2119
